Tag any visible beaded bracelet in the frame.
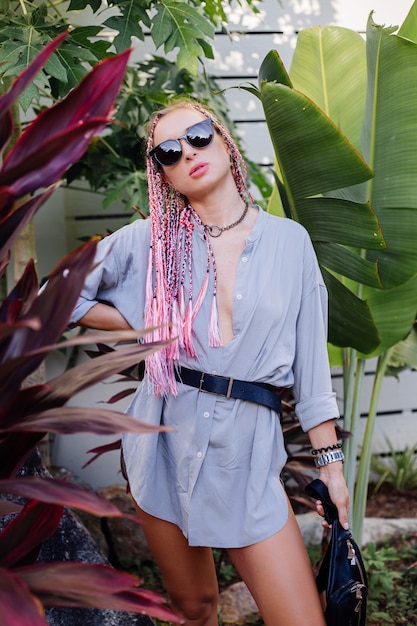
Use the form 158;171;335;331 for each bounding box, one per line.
311;442;342;456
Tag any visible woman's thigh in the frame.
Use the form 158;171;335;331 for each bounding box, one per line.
227;506;325;626
134;504;219;625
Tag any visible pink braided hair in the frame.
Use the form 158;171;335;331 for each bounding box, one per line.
144;101;254;395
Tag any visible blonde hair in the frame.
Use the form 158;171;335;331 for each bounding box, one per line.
144;101;253;395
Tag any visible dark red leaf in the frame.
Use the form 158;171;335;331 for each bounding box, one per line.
82;439;121;469
0;567;47;626
7;49;131;167
104;388;136;404
14;562;181;622
15;340;170;412
25;328;150;354
0;249;10;278
0;187;56;260
87;439;121;455
0;259;39;323
0;110;13;158
3;406;170;436
0;329;151;416
0;318;41;341
0;239;99;399
0;119;113;198
0;477;140;519
0;500;63;568
0;50;131;197
0;432;45;479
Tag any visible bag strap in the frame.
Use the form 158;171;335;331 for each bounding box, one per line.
305;478;338;525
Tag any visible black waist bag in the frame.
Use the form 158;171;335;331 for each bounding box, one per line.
305;479;368;626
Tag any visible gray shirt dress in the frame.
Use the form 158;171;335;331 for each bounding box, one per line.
69;207;339;548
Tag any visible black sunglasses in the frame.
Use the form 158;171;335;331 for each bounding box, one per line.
149;118;214;167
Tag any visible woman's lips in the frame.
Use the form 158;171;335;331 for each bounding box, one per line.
189;162;209;178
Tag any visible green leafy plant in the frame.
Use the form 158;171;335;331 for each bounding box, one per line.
363;542;402;623
371;439;417;492
0;0;220;101
1;0;270;230
0;34;180;625
245;0;417;543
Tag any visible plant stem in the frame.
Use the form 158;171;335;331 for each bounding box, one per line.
344;356;365;508
353;351;390;542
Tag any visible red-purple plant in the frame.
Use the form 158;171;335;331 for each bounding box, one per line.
0;34;179;625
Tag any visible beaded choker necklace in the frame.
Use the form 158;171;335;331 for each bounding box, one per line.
203;202;248;238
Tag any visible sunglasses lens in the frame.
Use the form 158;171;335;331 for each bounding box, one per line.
152;140;182;167
150;119;214;167
187;120;214;148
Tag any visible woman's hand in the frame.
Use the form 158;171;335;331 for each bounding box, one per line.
315;465;350;530
308;421;350;530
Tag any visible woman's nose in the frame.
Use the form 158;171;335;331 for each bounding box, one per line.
180;138;196;159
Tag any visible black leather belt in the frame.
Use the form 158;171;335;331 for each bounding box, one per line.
175;367;282;414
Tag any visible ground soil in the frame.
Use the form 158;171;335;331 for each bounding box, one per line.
289;482;417;518
365;483;417;518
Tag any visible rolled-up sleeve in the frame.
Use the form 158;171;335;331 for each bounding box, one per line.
69;220;150;329
292;238;339;431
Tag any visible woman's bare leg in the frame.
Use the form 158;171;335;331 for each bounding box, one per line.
227;506;325;626
134;504;219;626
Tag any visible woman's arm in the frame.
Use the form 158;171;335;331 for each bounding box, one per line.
69;220;150;329
78;302;132;331
308;419;350;530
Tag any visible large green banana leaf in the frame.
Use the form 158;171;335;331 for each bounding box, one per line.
290;25;367;152
255;52;383;353
258;3;417;542
359;11;417;355
263;2;417;359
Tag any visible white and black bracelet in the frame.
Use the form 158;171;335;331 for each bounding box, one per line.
314;449;345;468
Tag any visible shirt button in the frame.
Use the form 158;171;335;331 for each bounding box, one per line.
242;256;248;263
197;451;203;458
203;412;210;419
236;293;243;300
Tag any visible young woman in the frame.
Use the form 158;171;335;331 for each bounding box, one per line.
70;101;350;626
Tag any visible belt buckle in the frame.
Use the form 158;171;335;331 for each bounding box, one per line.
226;377;234;399
199;372;205;392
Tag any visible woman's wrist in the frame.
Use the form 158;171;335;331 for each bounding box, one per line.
319;461;345;479
311;442;342;456
313;448;344;468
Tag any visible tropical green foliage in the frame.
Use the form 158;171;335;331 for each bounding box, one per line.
249;0;417;542
248;50;384;353
363;542;402;623
0;35;179;624
0;0;219;100
371;440;417;491
0;0;268;214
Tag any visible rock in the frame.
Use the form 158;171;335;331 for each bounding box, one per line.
296;511;324;546
296;511;417;548
2;450;154;626
361;517;417;546
73;507;110;557
218;581;260;625
40;512;153;626
97;485;153;565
